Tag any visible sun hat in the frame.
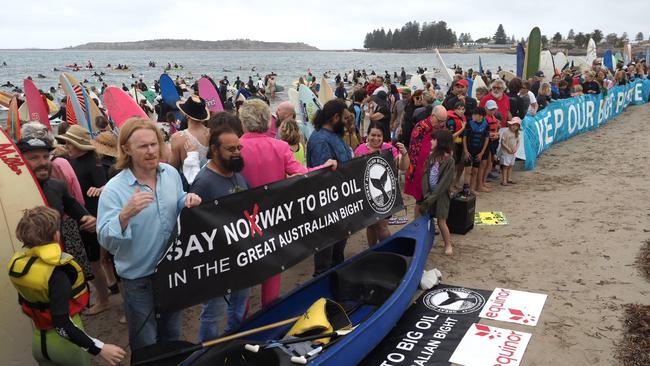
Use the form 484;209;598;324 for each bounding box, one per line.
54;125;95;151
176;95;209;122
90;132;118;157
508;117;522;126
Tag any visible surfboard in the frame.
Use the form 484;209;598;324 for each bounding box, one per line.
298;84;322;124
129;88;153;111
23;79;51;129
198;76;224;113
623;43;632;65
539;50;555;82
615;52;623;64
603;49;614;71
62;72;103;128
498;70;517;82
434;48;454;87
470;75;487;98
318;76;335;105
0;90;13;109
59;74;89;130
646;46;650;63
46;98;60;115
524;27;542;79
103;86;148;128
408;74;424;91
160;73;180;108
287;87;305;122
554;52;568;72
585;38;597;66
0;127;48;366
6;96;21;140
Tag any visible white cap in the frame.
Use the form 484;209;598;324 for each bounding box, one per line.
485;100;498;110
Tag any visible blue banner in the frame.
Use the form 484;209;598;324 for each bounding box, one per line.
523;80;650;170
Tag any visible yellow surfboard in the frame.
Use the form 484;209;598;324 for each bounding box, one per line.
0;127;47;365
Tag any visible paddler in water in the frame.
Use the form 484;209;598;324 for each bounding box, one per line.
7;206;125;365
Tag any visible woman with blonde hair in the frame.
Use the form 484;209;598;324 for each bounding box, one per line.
278;118;306;165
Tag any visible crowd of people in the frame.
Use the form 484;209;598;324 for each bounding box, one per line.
5;55;649;365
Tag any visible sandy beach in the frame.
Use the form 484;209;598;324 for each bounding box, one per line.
83;103;650;365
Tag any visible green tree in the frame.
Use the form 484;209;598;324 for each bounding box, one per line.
574;32;587;48
493;24;508;44
568;29;575;39
605;33;618;46
552;32;562;48
592;29;603;44
476;37;491;44
636;32;644;42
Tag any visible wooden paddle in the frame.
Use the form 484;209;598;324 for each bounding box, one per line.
131;315;301;366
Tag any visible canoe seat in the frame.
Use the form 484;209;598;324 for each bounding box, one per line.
331;252;409;306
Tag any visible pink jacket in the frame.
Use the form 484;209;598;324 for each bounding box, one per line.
241;132;318;187
50;157;85;205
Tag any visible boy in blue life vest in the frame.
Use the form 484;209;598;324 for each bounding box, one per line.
462;107;490;195
7;206;125;366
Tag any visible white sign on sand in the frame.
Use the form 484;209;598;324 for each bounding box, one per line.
449;323;531;366
479;288;547;326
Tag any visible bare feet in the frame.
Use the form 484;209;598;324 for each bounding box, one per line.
507;180;517;184
85;302;110;316
500;182;508;186
119;315;127;324
444;246;453;255
477;186;491;193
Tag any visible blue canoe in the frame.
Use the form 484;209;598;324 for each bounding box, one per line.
176;215;434;366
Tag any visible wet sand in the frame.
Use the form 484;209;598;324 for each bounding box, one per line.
84;104;650;365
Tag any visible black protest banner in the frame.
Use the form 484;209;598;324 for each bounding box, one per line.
360;284;492;366
153;150;403;313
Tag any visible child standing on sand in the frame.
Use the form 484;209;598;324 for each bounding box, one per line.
500;117;521;186
463;107;490;194
420;130;456;255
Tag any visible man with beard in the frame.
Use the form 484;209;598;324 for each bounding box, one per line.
97;118;201;350
443;79;477;121
479;79;512;128
307;99;353;275
238;99;336;307
189;126;250;342
17;137;96;236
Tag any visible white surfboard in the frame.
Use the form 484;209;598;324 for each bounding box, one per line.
471;75;487;98
0;128;47;366
585;38;597;66
539;50;555;82
318;76;335;105
554;52;568;72
434;48;455;88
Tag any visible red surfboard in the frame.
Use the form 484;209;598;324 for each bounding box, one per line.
23;79;51;130
103;86;148;127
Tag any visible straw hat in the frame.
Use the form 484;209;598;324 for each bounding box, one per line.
55;125;95;151
91;132;118;157
176;95;209;122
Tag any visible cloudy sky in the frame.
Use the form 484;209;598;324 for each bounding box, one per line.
1;0;647;49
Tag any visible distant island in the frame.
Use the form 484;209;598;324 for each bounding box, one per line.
66;39;319;51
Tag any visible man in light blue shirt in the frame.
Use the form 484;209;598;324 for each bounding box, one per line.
97;118;201;350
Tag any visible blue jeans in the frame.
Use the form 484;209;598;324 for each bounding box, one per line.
198;287;250;342
121;276;183;350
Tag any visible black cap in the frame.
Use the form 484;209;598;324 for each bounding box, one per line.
374;90;388;100
535;71;545;77
16;138;54;153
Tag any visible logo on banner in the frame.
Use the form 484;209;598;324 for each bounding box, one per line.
423;287;486;314
364;156;397;214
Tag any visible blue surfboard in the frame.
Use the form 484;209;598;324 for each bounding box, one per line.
298;85;322;123
516;42;525;78
159;73;182;120
603;49;614;71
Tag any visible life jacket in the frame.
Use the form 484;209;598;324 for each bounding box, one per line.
7;243;89;330
286;298;351;345
485;114;499;134
446;110;465;144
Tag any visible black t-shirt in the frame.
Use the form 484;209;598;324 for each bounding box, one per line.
374;104;392;142
40;178;88;221
69;153;107;216
582;81;601;94
507;92;526;119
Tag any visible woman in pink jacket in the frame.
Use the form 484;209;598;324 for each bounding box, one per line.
238;99;336;308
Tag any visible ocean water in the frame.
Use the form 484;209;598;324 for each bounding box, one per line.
0;50;516;123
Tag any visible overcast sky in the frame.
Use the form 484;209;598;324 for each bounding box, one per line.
1;0;647;49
